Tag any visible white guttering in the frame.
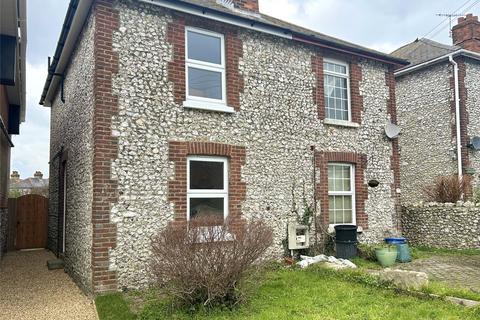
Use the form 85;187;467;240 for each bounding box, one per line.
449;55;463;178
394;49;480;77
137;0;292;39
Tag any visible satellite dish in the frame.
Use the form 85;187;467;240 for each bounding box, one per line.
385;122;401;139
468;136;480;150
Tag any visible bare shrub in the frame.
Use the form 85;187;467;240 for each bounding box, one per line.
150;216;273;306
424;175;471;203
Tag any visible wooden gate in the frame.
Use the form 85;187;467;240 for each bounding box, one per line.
15;194;48;249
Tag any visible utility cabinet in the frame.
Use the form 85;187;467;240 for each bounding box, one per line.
288;223;309;250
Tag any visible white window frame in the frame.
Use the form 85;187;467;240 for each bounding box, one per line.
323;58;352;123
185;27;227;106
328;162;356;226
187;156;229;221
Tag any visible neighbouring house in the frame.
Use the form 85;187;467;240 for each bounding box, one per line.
40;0;407;294
393;13;480;204
0;0;27;259
9;171;49;197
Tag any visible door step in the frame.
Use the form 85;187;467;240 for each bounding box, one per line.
47;259;65;270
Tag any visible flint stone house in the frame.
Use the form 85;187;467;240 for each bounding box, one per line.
0;0;27;259
393;14;480;204
40;0;407;293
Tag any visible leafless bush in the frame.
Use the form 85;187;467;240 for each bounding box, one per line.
424;175;471;203
150;216;273;306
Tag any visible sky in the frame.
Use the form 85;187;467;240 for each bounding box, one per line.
11;0;479;179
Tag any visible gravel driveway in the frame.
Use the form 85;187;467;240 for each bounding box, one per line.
0;249;98;320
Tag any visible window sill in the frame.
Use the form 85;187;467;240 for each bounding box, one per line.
183;100;235;113
323;119;360;128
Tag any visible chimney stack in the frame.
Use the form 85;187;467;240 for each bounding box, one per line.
452;13;480;53
34;171;43;179
231;0;259;13
10;171;20;180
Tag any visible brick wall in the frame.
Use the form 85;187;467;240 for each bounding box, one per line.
386;68;400;195
452;14;480;53
312;52;363;123
315;151;368;229
168;141;246;229
167;14;244;111
91;0;120;293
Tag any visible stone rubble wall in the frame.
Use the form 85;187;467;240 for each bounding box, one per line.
48;14;95;293
465;60;480;191
110;0;399;289
396;63;456;205
402;202;480;249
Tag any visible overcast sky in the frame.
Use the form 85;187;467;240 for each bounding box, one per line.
11;0;478;178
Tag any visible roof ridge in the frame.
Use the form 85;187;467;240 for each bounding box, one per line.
419;38;459;50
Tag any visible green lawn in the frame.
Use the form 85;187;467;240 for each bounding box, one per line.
411;246;480;259
96;266;479;320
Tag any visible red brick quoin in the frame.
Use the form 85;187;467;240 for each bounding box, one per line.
92;0;119;293
312;52;363;123
167;14;244;111
168;141;246;228
315;151;368;229
385;67;401;197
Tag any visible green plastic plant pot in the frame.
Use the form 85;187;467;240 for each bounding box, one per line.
375;248;398;267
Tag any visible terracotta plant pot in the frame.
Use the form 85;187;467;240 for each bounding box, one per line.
375;247;398;267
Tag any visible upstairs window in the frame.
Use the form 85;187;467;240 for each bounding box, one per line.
187;156;228;220
185;27;226;104
328;163;355;225
324;59;351;121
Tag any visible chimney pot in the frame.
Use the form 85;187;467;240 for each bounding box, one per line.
452;13;480;53
34;171;43;179
231;0;259;13
10;171;20;180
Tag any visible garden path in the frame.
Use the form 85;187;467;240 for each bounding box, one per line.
395;254;480;292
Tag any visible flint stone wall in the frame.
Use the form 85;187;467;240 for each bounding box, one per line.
48;14;95;293
109;0;399;289
402;202;480;249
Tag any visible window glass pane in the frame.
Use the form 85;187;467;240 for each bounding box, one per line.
344;196;352;210
190;160;224;189
187;30;221;64
343;209;353;223
190;197;224;219
324;61;347;75
329;195;353;224
341;165;351;179
328;164;352;192
188;67;222;100
329;195;336;223
324;69;349;121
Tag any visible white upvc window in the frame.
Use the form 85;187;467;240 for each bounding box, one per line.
185;27;229;111
187;156;229;221
328;163;356;225
323;58;351;122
